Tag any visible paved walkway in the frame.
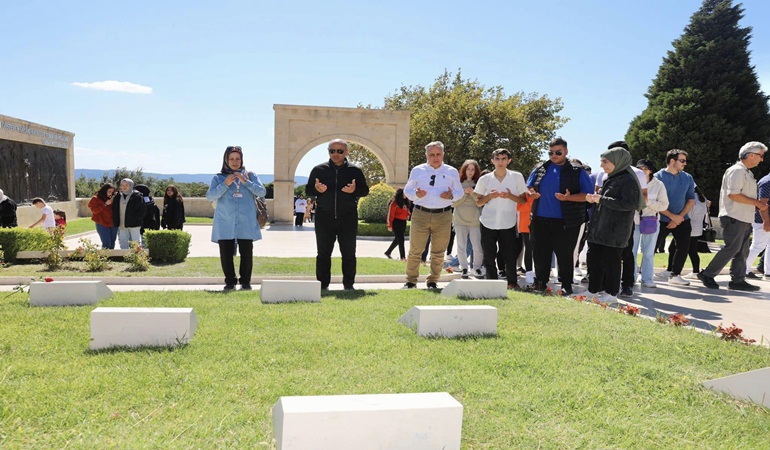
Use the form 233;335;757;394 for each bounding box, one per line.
3;222;769;344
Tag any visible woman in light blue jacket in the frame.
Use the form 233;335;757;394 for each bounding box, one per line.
206;146;266;291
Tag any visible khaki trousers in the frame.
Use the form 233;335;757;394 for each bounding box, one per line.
406;209;453;283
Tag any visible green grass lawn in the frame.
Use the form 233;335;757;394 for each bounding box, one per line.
0;289;768;448
63;218;96;236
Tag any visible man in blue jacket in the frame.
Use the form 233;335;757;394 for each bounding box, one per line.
306;139;370;290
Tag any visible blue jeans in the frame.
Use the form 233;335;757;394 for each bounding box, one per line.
118;227;142;249
95;224;118;249
632;220;660;284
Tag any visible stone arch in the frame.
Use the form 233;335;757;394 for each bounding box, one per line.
273;104;410;223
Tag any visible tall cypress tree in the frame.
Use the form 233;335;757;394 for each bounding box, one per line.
627;0;770;210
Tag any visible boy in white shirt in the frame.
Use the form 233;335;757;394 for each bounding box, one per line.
475;149;528;288
29;197;56;231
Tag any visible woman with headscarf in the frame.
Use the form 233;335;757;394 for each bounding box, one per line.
161;185;186;230
0;189;18;228
206;146;266;291
585;147;645;302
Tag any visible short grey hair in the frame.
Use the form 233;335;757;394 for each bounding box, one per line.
424;141;445;152
739;141;768;159
328;138;349;149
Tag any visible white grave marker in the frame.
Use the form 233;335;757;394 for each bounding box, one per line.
441;279;507;299
260;280;321;303
29;280;112;306
90;307;198;350
272;392;463;450
703;367;770;408
398;305;498;338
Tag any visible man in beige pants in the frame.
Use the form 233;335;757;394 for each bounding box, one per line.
403;141;464;289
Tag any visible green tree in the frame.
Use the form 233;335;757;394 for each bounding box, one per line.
347;143;385;185
626;0;770;212
382;70;567;174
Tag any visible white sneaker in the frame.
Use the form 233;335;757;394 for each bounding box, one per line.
654;270;671;280
641;281;657;288
683;272;699;280
669;275;690;286
474;267;486;278
763;274;770;281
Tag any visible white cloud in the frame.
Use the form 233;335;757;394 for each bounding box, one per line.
71;80;153;94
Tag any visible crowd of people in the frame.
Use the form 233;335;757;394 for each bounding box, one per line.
379;138;770;302
3;138;769;300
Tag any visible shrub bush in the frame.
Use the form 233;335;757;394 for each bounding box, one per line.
357;183;395;223
124;241;151;271
0;228;49;261
145;230;191;263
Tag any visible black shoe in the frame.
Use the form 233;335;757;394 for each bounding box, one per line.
746;272;759;279
517;267;526;274
728;280;761;291
498;270;507;279
241;284;252;291
402;282;417;289
224;284;236;291
426;282;439;289
321;285;329;290
343;285;355;290
531;280;547;292
618;287;633;298
580;276;589;284
461;269;469;279
384;252;393;259
560;287;573;296
697;272;719;289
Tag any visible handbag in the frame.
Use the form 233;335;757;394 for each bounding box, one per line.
639;215;658;234
701;215;716;242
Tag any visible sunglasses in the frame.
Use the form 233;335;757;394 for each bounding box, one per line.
548;150;563;156
226;146;242;151
677;159;687;164
328;148;345;154
429;174;436;186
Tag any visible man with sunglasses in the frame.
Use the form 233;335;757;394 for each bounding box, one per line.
402;141;464;289
653;149;696;286
698;142;768;291
306;139;370;290
526;137;594;295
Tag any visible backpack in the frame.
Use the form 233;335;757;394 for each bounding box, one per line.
256;197;268;229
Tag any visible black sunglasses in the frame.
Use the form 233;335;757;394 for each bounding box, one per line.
328;148;345;154
429;174;436;186
548;150;563;156
226;146;242;152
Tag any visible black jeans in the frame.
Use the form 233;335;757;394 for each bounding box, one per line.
657;219;692;276
531;217;581;290
668;235;701;273
385;219;407;259
294;212;305;226
621;228;636;289
480;224;518;284
218;239;253;286
315;209;358;288
587;242;624;296
515;232;533;272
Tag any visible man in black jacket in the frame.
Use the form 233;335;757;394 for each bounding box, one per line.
112;178;147;249
305;139;370;290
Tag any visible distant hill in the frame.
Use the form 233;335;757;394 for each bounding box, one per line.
75;169;308;186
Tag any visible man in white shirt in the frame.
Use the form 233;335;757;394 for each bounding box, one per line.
403;141;464;289
475;149;528;288
698;141;768;291
294;195;307;227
